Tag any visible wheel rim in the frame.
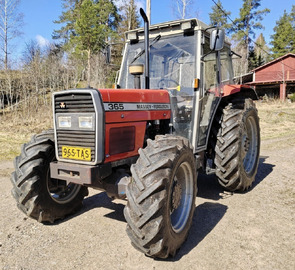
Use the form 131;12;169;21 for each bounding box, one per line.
242;115;259;175
46;169;81;204
170;161;194;233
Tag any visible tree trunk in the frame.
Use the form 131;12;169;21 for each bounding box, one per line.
4;0;8;70
87;49;91;87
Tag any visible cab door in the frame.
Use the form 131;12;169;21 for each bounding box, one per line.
195;37;233;151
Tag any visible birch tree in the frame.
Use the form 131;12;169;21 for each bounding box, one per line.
172;0;194;19
0;0;23;70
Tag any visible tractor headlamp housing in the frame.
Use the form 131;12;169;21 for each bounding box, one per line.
79;116;93;129
58;116;71;128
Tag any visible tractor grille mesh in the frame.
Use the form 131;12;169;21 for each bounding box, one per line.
55;93;95;113
56;130;96;161
55;92;96;162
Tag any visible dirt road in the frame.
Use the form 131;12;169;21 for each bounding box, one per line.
0;139;294;270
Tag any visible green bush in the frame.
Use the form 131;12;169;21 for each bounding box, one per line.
289;93;295;103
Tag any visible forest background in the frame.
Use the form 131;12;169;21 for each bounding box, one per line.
0;0;295;160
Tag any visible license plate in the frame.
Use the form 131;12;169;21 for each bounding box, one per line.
62;146;91;161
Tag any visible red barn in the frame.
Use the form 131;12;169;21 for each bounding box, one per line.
248;53;295;100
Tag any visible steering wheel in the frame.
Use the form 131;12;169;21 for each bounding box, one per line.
157;78;179;89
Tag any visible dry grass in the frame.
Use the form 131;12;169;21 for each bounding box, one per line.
0;105;52;161
1;99;295;161
256;100;295;139
256;100;295;149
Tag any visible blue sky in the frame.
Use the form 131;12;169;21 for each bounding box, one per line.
14;0;294;58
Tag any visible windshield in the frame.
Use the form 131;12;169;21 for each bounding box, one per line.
118;34;197;139
118;34;196;93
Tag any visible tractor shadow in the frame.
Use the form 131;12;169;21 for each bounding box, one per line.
83;192;126;222
252;155;275;190
52;192;126;225
170;202;228;261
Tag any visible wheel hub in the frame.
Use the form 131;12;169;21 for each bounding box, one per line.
242;134;250;153
172;181;182;210
47;176;81;204
242;115;259;175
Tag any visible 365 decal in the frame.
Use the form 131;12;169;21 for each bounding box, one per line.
107;103;125;111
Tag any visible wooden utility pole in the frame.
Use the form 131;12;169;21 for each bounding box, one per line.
146;0;151;24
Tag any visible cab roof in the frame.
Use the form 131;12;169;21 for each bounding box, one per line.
125;18;210;41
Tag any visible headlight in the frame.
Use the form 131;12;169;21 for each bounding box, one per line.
79;116;93;129
58;116;71;128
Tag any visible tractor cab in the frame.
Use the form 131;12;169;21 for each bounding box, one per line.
117;18;234;150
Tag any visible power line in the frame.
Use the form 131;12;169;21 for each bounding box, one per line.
211;0;269;56
211;0;295;72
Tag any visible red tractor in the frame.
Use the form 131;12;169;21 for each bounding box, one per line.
11;9;260;258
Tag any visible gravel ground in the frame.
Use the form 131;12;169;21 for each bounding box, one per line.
0;138;294;270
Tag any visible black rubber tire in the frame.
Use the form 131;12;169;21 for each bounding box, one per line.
124;135;197;258
213;99;260;191
10;129;88;223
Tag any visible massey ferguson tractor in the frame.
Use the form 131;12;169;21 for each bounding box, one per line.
11;9;260;258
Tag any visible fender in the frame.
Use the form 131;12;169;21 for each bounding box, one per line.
222;84;258;100
204;84;258;158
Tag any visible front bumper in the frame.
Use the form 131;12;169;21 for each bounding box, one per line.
50;161;112;185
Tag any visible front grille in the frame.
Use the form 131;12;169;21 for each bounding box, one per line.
57;130;96;162
54;92;96;163
55;93;95;113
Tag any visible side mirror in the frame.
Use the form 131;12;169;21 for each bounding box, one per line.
210;29;225;51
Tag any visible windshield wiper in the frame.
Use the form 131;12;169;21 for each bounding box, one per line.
130;34;161;64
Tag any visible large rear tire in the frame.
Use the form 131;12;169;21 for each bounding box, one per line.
11;129;88;223
124;135;197;258
213;99;260;191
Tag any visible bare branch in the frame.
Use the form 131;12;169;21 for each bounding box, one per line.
0;0;23;69
172;0;194;19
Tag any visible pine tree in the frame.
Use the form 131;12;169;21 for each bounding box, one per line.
254;33;269;62
290;5;295;28
270;9;295;59
232;0;270;72
53;0;81;44
209;0;232;34
248;45;265;70
53;0;120;86
248;33;270;69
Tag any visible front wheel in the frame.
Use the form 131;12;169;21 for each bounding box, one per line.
124;135;197;258
11;129;88;223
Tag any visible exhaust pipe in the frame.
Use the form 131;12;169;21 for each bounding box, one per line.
140;8;150;89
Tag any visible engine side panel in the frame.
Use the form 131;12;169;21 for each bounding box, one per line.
99;88;171;163
104;121;146;163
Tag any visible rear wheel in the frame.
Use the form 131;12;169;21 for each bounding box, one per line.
124;135;197;258
213;99;260;191
11;129;88;223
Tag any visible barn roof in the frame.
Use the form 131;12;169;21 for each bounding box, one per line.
252;53;295;72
